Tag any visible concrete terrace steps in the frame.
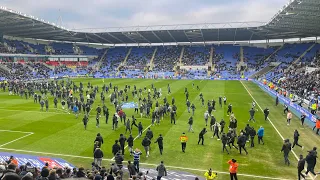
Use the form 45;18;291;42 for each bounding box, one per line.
208;47;214;76
148;47;158;71
286;43;316;70
250;63;280;78
116;47;132;75
265;45;283;62
95;48;109;69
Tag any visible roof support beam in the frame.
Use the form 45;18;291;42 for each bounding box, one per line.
85;34;101;43
8;29;66;37
199;29;205;43
121;33;138;43
106;32;125;43
92;33;113;44
167;30;177;43
151;31;164;43
233;28;237;42
183;30;192;42
136;32;151;43
0;24;49;32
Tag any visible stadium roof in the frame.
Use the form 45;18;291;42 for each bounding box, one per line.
0;0;320;44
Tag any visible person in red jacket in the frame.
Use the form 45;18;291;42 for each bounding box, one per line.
228;159;238;180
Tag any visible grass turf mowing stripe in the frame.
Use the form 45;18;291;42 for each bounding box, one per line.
240;81;315;180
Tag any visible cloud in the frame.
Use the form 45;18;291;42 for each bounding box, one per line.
1;0;288;30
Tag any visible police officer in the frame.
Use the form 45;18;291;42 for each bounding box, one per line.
179;132;188;153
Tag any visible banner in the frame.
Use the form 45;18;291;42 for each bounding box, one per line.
0;152;75;169
254;80;317;127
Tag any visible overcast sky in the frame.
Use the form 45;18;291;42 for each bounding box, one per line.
1;0;288;30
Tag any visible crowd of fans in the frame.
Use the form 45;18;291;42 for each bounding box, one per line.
0;156;157;180
153;47;181;72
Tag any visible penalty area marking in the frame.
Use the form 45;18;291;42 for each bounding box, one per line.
0;130;34;148
0;147;293;180
240;81;314;180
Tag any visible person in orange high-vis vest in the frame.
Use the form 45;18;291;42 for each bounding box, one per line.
180;132;188;153
228;159;238;180
313;118;320;135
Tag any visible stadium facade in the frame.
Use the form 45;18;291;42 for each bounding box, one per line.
0;0;320;45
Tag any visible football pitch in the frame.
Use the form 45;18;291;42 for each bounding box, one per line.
0;78;319;180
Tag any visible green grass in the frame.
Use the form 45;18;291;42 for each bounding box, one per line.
0;78;319;179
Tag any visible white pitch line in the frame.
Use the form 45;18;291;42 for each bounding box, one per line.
0;147;293;180
111;123;153;160
0;129;34;134
240;81;314;180
0;132;33;148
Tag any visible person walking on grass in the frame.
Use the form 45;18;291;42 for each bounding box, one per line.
142;136;151;158
281;139;291;166
228;159;238;180
180;132;188;153
133;148;142;173
188;116;194;133
248;108;256;122
257;126;264;145
292;130;303;149
313;118;320;135
156;161;167;180
297;154;306;180
287;111;292;125
221;133;229;154
237;133;248;155
198;128;207;145
155;134;164;155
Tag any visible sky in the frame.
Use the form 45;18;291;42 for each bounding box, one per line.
1;0;288;31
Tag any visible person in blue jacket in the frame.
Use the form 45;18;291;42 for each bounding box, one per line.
73;105;79;119
257;126;264;145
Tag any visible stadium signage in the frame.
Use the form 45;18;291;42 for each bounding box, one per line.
0;152;75;169
255;80;317;125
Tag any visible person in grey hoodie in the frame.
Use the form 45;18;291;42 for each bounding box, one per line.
156;161;167;180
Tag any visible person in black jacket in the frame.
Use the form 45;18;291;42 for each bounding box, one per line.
125;134;134;156
221;133;229;154
127;161;136;178
94;133;104;147
119;134;127;155
114;152;124;169
83;115;88;130
112;140;121;156
305;148;317;176
263;108;269;121
292;130;303;149
93;141;99;153
198;128;207;145
297;154;306;180
249;127;256;147
142;136;151;157
281;139;292;166
155;134;164;155
227;129;238;150
93;148;103;167
112;114;118;130
237;133;248;155
146;128;154;141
